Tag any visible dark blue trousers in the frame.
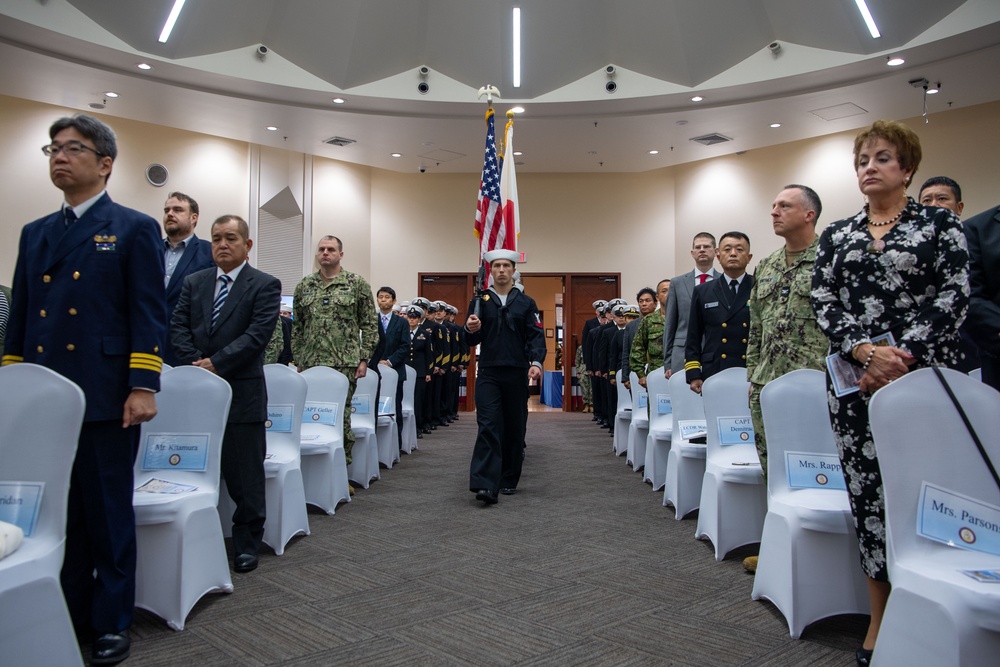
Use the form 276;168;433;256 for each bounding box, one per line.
469;367;528;494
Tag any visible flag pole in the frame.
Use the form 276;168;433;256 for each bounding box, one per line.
472;85;501;318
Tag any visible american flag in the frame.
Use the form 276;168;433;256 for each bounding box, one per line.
473;108;516;287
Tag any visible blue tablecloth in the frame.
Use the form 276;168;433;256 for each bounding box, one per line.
541;371;563;408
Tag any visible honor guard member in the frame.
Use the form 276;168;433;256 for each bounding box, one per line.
292;235;379;465
465;249;546;504
406;305;433;437
630;279;670;388
445;304;464;420
411;297;440;433
162;192;214;365
602;302;629;434
595;299;626;430
432;301;455;424
579;300;606;413
589;302;614;427
3;114;167;665
685;232;754;394
425;300;448;428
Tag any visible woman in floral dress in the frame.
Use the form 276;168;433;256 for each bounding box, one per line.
810;120;969;666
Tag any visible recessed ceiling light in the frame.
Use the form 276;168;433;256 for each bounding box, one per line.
770;123;781;128
513;151;523;156
390;153;402;158
332;98;346;104
137;63;153;70
104;91;119;98
265;126;278;131
887;56;905;66
691;95;704;102
648;150;659;155
926;83;940;94
511;106;525;114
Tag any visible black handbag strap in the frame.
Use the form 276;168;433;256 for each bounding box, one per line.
933;366;1000;494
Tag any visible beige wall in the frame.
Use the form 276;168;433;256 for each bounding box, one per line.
3;94;998;304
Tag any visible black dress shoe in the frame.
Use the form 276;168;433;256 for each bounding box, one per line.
475;489;498;504
234;553;258;573
92;632;130;665
416;432;423;439
855;648;873;666
499;487;516;495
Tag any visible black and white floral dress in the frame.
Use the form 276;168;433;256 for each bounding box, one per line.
811;198;969;581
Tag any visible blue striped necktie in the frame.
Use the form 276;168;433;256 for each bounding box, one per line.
212;275;230;328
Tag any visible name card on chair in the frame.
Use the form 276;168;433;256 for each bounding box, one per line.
678;420;707;440
378;397;393;415
638;392;648;409
302;402;338;426
0;481;44;536
351;394;372;415
265;404;295;432
656;394;672;415
785;452;847;490
141;433;210;471
917;481;1000;557
717;417;754;446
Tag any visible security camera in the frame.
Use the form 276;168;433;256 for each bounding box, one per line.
605;64;616;76
605;80;617;94
418;165;427;173
417;81;430;95
256;44;268;60
418;66;430;77
768;41;781;55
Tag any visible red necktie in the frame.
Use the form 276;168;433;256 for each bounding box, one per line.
698;274;708;285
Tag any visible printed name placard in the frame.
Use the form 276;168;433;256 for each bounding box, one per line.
265;404;295;432
785;451;847;490
378;396;393;415
918;481;1000;557
302;401;338;426
141;433;210;471
351;394;372;415
0;481;44;536
656;394;672;415
678;420;707;440
637;392;648;409
717;416;754;446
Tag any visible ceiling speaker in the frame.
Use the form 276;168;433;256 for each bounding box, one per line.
145;163;169;187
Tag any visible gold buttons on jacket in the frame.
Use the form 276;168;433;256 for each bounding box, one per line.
73;271;81;280
42;275;51;283
40;309;46;317
721;353;727;359
721;323;727;328
742;322;747;327
66;344;76;351
742;338;747;344
37;345;44;353
69;308;77;315
722;338;727;343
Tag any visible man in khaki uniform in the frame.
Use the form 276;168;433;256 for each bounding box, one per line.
292;235;378;463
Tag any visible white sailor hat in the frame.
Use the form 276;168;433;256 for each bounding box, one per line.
412;297;431;309
406;305;425;317
445;305;458;314
483;249;519;264
625;305;641;317
592;299;608;309
611;304;627;316
608;298;627;307
400;300;411;308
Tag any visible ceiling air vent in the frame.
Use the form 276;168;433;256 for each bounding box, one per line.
323;136;356;147
690;133;732;146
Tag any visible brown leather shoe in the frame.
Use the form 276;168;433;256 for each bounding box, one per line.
743;556;758;573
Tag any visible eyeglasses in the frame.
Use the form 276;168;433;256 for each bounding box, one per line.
41;141;105;158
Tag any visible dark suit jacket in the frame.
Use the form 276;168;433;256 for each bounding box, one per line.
370;312;409;368
964;205;1000;389
685;274;754;383
3;193;167;421
663;268;720;372
581;316;600;369
163;235;214;365
408;326;433;378
170;264;281;423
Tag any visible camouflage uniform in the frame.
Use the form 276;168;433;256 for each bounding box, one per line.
629;308;665;381
746;237;828;478
292;270;379;463
576;345;591;408
263;315;284;365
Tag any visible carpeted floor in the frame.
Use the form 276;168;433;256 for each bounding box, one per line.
111;412;865;666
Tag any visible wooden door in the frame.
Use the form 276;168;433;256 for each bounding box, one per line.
565;275;620;410
419;273;476;410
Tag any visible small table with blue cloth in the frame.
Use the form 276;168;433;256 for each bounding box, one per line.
540;370;563;408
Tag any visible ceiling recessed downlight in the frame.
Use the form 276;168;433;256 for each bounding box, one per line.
510;106;525;114
770;123;781;128
648;150;659;155
265;126;278;131
513;151;522;156
887;56;905;66
332;98;346;104
390;153;402;158
104;91;119;98
137;63;152;70
691;95;704;102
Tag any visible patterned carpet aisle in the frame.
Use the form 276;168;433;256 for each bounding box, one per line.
115;412;864;666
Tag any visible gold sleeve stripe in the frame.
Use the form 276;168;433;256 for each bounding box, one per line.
684;361;701;370
1;355;24;366
131;362;163;372
131;352;163;364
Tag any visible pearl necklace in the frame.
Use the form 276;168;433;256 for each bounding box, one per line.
865;203;906;227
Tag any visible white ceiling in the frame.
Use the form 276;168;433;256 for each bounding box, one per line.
1;0;999;173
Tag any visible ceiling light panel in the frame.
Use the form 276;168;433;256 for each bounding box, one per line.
158;0;187;43
854;0;881;39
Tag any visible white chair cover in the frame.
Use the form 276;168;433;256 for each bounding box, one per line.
663;372;707;519
400;365;418;454
375;365;400;468
626;372;650;471
695;367;766;560
133;366;234;630
612;373;632;456
643;366;671;490
750;369;868;638
0;364;85;666
870;368;1000;666
299;366;352;515
347;371;380;488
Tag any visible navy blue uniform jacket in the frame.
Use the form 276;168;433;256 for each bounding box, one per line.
684;275;754;383
466;289;546;368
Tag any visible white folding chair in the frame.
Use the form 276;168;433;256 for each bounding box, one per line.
870;368;1000;667
375;365;400;468
663;372;707;519
969;367;982;382
612;375;632;456
0;364;85;666
347;371;380;488
259;364;310;555
695;367;766;560
626;372;649;471
133;366;234;630
750;369;869;638
400;365;418;454
299;367;352;515
643;366;671;490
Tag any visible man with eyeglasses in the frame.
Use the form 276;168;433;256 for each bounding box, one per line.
663;232;720;379
3;114;167;665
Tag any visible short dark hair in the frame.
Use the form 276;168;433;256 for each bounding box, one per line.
377;286;396;300
212;215;249;241
783;184;822;222
636;287;656;301
692;232;716;247
656;278;671;289
166;191;199;216
319;235;343;251
719;231;750;248
853;119;922;184
919;176;962;203
49;114;118;161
